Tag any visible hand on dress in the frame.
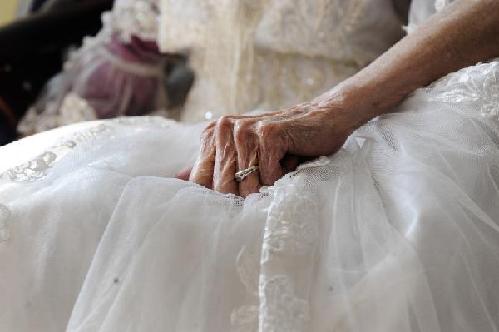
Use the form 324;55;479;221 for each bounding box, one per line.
178;98;355;197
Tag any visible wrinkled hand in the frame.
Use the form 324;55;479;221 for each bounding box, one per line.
178;100;355;197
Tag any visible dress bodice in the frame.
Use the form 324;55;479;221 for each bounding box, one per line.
160;0;402;65
159;0;403;121
86;0;457;122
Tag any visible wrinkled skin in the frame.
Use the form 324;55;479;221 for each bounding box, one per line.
178;0;499;197
178;99;354;197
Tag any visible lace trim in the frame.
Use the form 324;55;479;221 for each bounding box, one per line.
0;204;11;243
230;156;332;331
19;93;98;137
423;60;499;120
259;275;310;332
262;194;319;263
7;117;175;183
257;167;324;331
2;124;110;182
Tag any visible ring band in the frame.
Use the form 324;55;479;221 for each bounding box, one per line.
235;165;259;182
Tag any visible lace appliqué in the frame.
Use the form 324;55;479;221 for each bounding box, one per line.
7;115;176;182
231;158;331;331
4;151;59;182
262;191;319;264
259;275;309;332
2;124;110;182
424;60;499;120
0;204;11;243
19;93;98;137
258;167;324;331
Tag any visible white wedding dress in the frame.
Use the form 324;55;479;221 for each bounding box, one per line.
159;0;403;121
2;1;499;331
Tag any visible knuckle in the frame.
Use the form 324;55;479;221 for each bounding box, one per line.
233;120;253;145
216;116;233;132
255;121;278;140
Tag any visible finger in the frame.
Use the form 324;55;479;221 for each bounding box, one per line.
176;166;192;181
234;121;260;197
257;123;286;186
190;121;216;188
213;117;238;195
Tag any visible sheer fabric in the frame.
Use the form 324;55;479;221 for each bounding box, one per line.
3;0;499;331
1;59;499;331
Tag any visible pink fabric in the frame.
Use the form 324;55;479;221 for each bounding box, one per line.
79;34;165;118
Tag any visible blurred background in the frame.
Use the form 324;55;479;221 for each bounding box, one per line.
0;0;193;146
0;0;410;147
0;1;18;26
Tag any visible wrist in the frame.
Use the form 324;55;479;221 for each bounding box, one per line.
310;84;374;134
314;73;409;133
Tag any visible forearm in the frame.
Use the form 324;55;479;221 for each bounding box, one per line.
318;0;499;130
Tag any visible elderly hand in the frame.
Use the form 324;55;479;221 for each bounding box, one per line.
179;94;358;197
181;0;499;197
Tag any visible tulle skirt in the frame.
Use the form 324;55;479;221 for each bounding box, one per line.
1;61;499;332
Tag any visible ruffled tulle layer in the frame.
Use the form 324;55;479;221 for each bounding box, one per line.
1;61;499;331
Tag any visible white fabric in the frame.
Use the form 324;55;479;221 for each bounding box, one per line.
408;0;453;32
3;1;499;331
159;0;403;121
1;57;499;331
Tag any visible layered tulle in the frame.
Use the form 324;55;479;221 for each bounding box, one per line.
1;60;499;331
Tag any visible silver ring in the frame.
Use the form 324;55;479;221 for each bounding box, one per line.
235;165;259;182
